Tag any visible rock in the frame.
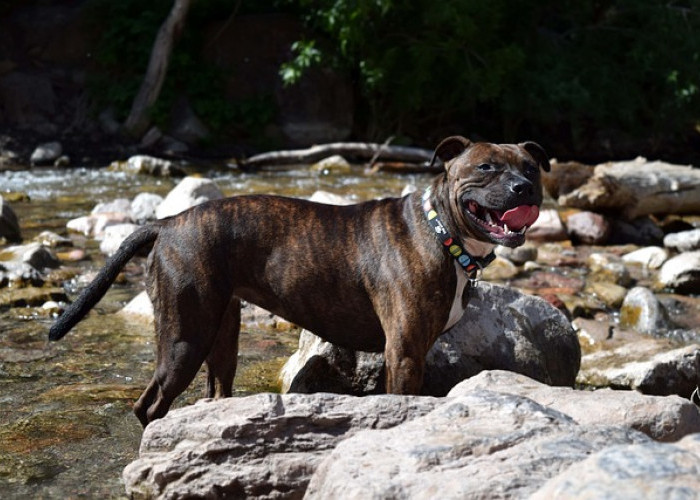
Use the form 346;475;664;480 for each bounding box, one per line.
664;228;700;252
3;242;60;270
155;176;224;219
608;216;664;245
658;251;700;294
622;246;669;269
584;281;628;309
123;392;438;499
481;256;519;280
308;190;355;205
587;252;632;287
130;193;163;223
573;317;614;349
281;282;580;396
494;243;538;266
566;211;611;244
280;330;384;395
111;155;187;177
532;434;700;499
452;370;700;442
310;155;352;175
526;208;568;242
99;223;140;256
92;198;132;216
66;212;133;239
118;291;154;320
0;195;22;243
33;230;72;248
578;339;700;398
30;141;63;166
620;286;671;334
140;127;163;148
558;157;700;219
305;390;647;499
0;287;68;308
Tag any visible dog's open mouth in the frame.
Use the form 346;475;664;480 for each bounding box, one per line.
465;201;539;240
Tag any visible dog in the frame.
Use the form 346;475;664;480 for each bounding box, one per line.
49;136;549;427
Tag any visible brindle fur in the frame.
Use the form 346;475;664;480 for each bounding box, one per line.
49;137;549;427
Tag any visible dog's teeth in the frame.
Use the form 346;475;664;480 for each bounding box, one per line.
485;212;494;224
504;223;511;233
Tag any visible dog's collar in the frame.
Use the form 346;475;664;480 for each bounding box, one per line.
422;186;496;276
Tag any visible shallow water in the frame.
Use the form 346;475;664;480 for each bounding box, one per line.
0;164;429;498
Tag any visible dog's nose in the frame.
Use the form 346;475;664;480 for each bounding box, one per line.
510;179;534;196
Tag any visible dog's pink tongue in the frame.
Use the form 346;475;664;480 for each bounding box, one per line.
499;205;539;231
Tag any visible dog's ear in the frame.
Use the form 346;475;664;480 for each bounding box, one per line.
520;141;550;172
429;136;472;169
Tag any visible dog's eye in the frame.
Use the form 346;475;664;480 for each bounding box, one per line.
524;162;538;177
477;163;493;172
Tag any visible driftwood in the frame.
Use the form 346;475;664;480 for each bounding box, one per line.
239;142;436;171
558;157;700;219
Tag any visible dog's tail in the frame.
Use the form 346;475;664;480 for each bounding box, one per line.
48;224;160;341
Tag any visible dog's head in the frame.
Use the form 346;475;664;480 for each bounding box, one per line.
430;136;550;248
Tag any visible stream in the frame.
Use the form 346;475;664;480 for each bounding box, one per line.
0;164;427;499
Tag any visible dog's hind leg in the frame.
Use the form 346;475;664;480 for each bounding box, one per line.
205;296;241;398
133;287;222;426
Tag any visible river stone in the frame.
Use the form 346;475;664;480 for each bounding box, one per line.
66;212;133;239
130;192;163;223
305;390;648;499
2;242;60;270
155;176;224;219
122;392;439;499
658;250;700;294
578;339;700;398
566;210;611;244
620;286;671;334
310;155;352;175
0;195;22;243
113;155;187;177
526;208;568;242
494;243;538;265
281;281;580;396
608;216;665;246
481;256;519;280
29;141;62;166
308;190;355;205
664;228;700;252
92;198;132;216
584;281;628;309
453;370;700;442
622;246;669;269
99;223;141;256
532;434;700;499
587;252;633;287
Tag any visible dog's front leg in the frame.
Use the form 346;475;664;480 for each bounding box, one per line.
384;333;428;394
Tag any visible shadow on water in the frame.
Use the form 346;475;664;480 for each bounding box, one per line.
0;165;427;498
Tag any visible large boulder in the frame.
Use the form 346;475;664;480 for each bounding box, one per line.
281;282;581;395
123;372;700;499
155;176;224;219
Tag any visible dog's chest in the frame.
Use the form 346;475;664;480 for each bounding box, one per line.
442;262;471;332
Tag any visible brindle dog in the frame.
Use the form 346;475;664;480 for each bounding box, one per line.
49;137;549;427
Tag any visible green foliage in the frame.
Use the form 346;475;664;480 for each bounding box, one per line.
283;0;700;154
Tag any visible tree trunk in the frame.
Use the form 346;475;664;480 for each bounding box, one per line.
124;0;193;137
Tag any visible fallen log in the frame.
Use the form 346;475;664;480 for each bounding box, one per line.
558;157;700;219
238;142;435;170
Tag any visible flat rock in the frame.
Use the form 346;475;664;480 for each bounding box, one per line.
453;370;700;442
578;339;700;398
123;392;438;499
622;246;669;269
305;390;647;499
532;433;700;499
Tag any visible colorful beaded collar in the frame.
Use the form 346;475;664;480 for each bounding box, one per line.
422;186;496;276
